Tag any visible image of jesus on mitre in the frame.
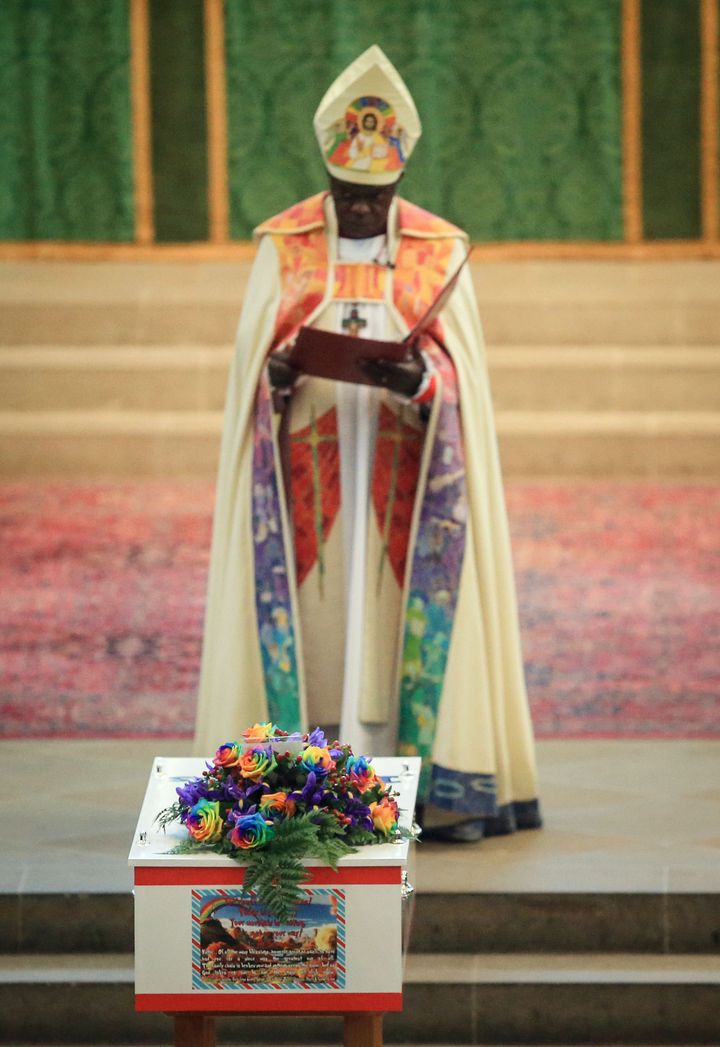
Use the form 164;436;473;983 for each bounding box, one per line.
325;96;406;174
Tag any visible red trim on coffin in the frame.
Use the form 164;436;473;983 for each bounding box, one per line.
136;991;403;1012
134;866;402;886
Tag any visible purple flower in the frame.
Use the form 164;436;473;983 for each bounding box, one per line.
307;727;328;748
342;796;374;832
289;770;329;809
176;778;208;807
223;775;247;802
228;803;259;821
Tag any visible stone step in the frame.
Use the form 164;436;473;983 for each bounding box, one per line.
2;345;720;413
0;346;232;412
496;410;720;477
1;953;718;1044
3;892;718;957
2;261;719;346
412;893;720;956
0;410;718;478
489;346;720;412
0;410;222;478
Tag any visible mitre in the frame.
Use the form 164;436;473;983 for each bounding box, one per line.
313;45;422;186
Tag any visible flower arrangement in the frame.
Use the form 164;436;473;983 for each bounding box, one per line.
157;723;403;919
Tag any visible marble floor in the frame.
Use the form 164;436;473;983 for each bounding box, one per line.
0;738;717;896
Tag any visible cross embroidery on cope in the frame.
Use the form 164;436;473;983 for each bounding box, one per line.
289;406;341;592
372;403;424;589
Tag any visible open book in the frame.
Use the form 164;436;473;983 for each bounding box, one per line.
286;247;472;386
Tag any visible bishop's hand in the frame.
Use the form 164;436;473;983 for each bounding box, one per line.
267;348;300;391
358;352;425;398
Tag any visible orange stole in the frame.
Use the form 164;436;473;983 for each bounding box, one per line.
256;192;327;234
333;263;387;302
268;229;328;351
392;235;456;338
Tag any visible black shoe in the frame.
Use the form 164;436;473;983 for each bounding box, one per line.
482;805;517;837
515;800;543;830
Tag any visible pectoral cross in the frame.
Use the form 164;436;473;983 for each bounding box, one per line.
341;304;367;338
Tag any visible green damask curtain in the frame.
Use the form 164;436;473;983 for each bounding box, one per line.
225;0;623;241
0;0;134;241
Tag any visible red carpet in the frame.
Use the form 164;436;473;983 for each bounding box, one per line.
1;481;718;739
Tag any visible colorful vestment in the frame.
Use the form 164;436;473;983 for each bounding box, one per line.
195;191;540;822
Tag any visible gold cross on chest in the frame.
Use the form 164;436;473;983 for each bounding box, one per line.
341;303;368;338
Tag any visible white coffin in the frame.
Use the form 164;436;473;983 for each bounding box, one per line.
129;756;420;1013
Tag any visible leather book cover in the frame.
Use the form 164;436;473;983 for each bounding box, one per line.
289;326;411;386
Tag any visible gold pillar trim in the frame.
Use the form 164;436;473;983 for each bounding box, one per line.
701;0;719;243
204;0;230;243
622;0;643;244
130;0;154;245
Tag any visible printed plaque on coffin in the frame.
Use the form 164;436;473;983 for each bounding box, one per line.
192;888;346;992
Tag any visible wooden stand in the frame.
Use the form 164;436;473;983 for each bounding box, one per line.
171;1011;384;1047
344;1013;384;1047
173;1015;216;1047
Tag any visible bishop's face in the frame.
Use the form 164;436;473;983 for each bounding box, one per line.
329;174;399;239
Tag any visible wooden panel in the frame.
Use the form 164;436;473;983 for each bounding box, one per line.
622;0;643;242
204;0;230;242
701;0;719;241
130;0;155;244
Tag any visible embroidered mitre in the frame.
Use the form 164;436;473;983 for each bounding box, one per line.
313;45;422;186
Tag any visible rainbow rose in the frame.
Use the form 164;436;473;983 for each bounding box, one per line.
186;799;224;843
213;742;240;769
228;811;275;850
242;722;277;743
238;747;277;780
346;754;379;792
369;796;399;836
301;746;335;778
259;790;293;815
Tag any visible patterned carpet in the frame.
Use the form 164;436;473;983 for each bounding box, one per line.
1;481;718;739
